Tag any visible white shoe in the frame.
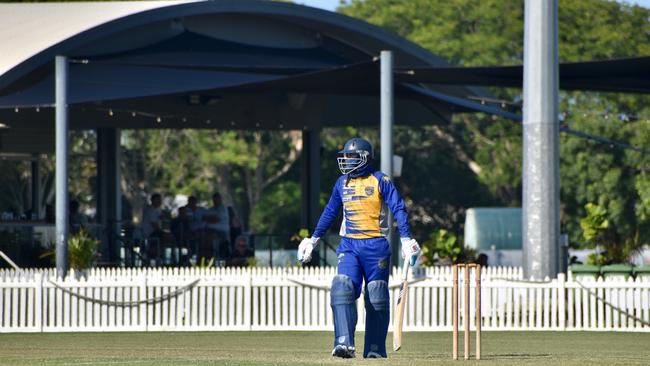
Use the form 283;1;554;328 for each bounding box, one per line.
332;345;356;358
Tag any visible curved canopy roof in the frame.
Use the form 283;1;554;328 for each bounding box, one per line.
1;1;646;155
0;0;501;153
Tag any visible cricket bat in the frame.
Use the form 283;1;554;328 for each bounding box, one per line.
393;257;411;351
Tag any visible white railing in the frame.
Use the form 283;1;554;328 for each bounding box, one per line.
0;266;648;333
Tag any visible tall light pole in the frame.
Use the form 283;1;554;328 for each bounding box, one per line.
55;55;69;278
522;0;560;279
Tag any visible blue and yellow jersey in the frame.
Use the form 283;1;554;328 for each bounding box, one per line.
313;169;411;239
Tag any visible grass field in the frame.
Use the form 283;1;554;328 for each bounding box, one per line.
1;331;649;365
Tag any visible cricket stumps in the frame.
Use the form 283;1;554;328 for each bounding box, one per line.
452;263;481;361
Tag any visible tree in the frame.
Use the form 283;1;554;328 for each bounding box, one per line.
340;0;650;249
121;129;303;232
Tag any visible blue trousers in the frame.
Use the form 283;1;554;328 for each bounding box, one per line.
332;236;391;357
336;237;391;297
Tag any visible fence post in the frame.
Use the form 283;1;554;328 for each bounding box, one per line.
139;274;147;331
36;272;43;332
244;268;252;330
558;272;566;330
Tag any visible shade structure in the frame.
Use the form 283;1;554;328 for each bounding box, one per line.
0;0;498;271
2;1;646;154
397;56;650;94
0;0;498;154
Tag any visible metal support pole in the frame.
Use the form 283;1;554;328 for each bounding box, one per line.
55;55;69;278
31;155;40;219
97;128;122;264
300;129;321;264
380;50;396;260
300;129;321;233
522;0;560;280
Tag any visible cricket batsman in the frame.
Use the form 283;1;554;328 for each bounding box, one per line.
297;137;420;358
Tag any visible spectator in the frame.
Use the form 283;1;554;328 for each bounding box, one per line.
170;206;190;247
226;236;254;267
69;199;88;234
141;193;163;239
228;206;243;246
184;196;206;233
204;193;230;258
477;253;489;267
205;193;229;239
142;193;170;260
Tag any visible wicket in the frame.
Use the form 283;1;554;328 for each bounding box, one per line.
452;263;481;360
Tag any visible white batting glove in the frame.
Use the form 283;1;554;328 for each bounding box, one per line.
400;237;421;266
297;237;319;263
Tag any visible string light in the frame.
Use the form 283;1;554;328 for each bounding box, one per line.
108;109;114;117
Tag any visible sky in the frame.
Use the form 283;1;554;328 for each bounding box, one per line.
296;0;650;12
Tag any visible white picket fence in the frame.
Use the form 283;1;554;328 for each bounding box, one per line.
0;266;649;333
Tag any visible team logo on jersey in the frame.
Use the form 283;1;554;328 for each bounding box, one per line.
365;186;374;196
377;258;387;269
382;175;391;182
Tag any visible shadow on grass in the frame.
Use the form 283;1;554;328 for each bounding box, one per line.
480;353;554;360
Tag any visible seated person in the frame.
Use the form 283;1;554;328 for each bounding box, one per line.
226;236;254;267
142;193;170;258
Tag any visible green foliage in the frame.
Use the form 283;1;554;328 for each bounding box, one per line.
40;229;100;270
290;228;310;243
245;256;259;267
121;130;303;233
250;181;302;234
340;0;650;248
586;252;608;266
192;256;215;268
66;229;100;270
420;229;475;265
579;203;643;264
2;0;647;260
580;203;609;243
